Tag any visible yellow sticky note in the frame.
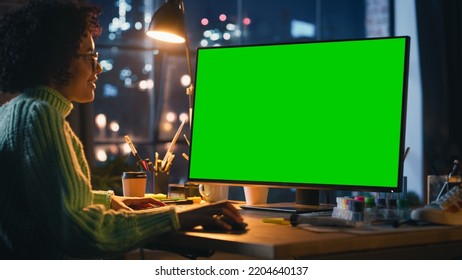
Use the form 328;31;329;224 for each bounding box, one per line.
186;196;202;203
145;193;167;200
262;218;290;225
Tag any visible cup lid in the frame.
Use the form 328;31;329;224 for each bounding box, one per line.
122;171;147;179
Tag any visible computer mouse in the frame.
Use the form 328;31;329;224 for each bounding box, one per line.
203;217;248;232
229;221;248;231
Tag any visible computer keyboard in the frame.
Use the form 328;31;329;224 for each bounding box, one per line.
240;203;334;213
290;213;357;227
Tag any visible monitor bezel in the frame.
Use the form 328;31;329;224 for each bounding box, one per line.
187;36;410;193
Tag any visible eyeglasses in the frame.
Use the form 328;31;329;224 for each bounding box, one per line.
76;52;99;71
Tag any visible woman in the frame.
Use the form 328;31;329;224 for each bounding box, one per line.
0;0;243;259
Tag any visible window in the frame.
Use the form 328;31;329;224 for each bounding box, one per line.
90;0;392;197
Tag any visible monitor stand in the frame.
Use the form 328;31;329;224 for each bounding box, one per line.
240;189;334;213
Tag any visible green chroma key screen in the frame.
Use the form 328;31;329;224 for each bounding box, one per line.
189;36;409;191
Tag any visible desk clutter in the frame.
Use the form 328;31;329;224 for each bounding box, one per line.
145;182;201;200
411;185;462;225
145;193;202;205
124;120;187;195
122;120;210;207
288;195;411;230
409;159;462;225
295;186;462;228
332;195;411;223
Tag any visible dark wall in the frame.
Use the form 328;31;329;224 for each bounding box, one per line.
416;0;462;177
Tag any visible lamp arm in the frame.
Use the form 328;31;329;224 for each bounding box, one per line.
181;0;194;127
181;0;194;85
184;45;194;128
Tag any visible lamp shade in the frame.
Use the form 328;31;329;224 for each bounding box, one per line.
147;0;186;43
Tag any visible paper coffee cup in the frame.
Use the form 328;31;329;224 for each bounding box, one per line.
244;186;268;205
122;171;147;197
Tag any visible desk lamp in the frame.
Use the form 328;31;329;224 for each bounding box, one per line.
146;0;194;127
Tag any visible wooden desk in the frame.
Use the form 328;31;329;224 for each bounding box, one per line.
149;208;462;259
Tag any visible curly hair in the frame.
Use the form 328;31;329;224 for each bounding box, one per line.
0;0;102;94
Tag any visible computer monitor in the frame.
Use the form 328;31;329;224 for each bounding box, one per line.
188;36;410;211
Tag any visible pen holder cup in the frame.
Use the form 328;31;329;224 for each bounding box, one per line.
426;175;461;204
154;171;169;195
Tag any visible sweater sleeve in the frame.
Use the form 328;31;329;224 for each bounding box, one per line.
22;101;180;258
92;190;114;209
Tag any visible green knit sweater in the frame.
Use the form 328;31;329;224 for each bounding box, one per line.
0;86;179;259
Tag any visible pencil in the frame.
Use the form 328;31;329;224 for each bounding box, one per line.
183;134;190;146
124;135;144;164
403;147;410;162
161;119;185;169
182;153;189;161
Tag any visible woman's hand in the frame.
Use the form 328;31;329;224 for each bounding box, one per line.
110;195;166;211
177;201;244;231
